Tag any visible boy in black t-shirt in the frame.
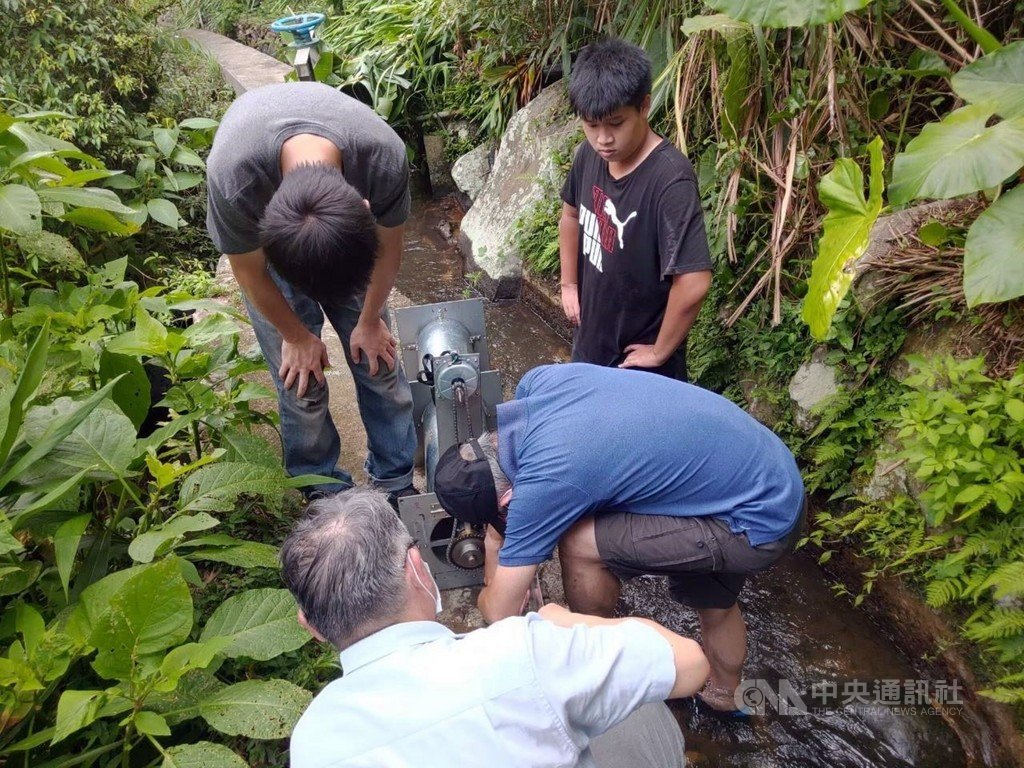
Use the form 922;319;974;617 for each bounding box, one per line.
559;38;713;380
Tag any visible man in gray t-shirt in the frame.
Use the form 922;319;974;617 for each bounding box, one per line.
205;82;416;500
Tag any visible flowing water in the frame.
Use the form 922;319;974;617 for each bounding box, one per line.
397;196;970;768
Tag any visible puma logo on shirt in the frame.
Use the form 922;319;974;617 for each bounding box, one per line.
578;186;639;273
603;198;637;249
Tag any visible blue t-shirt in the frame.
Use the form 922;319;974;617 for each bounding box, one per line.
496;364;804;566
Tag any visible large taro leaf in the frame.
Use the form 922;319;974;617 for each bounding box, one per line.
87;558;193;680
200;588;310;661
704;0;871;28
802;137;884;340
162;742;249;768
963;185;1024;307
199;679;311;739
889;104;1024;205
952;40;1024;119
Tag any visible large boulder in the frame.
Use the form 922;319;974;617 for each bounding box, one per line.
451;140;495;207
788;348;840;431
458;82;577;299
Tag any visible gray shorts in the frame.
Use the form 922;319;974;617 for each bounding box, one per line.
594;500;806;609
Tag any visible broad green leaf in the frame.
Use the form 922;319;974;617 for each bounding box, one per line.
802;137;884;340
152;128;180;159
106;308;169;357
704;0;870;27
951;40;1024;119
9;468;89;532
13;110;73;121
172;146;205;168
61;207;140;235
178;117;220;131
181;538;281;569
102;173;141;190
0;522;23;555
161;742;248;768
147;669;225;726
23;399;137;480
147;198;184;229
17;232;85;273
0;561;41;596
681;13;751;36
963;185;1024;307
1006;399;1024;422
968;423;986;447
53;690;104;743
136;412;203;454
0;319;49;464
178;462;291;512
57;169;123;186
37;186;136;215
90;558;193;680
918;221;950;246
182;312;239;347
889;105;1024;204
200;589;309;661
134;710;171;736
14;603;44;651
220;427;280;468
200;679;312;739
54;514;90;598
0;379;119;492
128;513;220;563
156;638;231;692
99;351;151;430
0;184;42;235
171;172;204;191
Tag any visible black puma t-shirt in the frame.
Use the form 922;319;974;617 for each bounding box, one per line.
560;140;712;370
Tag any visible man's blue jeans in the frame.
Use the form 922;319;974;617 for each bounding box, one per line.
243;267;416;497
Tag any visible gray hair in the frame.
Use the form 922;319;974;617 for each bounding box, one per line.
460;430;510;500
280;486;413;648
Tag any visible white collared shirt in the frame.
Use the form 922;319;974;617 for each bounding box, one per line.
289;613;675;767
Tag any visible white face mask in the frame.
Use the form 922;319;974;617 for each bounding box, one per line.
408;550;443;615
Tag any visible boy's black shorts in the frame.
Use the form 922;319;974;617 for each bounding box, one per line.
594;499;806;609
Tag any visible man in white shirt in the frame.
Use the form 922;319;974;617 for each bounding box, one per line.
280;486;710;768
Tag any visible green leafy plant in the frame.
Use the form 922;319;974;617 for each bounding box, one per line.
807;355;1024;704
889;39;1024;309
105;118;219;231
0;304;325;764
705;0;872;28
802;137;884;340
0;0;161;161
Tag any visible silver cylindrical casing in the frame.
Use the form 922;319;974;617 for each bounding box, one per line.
417;317;472;362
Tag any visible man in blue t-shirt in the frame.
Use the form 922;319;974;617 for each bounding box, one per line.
434;363;805;715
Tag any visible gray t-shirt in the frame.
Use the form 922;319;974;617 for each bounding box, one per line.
205;82;411;255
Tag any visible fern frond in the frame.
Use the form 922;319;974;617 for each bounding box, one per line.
964;608;1024;641
983;561;1024;599
979;686;1024;704
926;577;964;607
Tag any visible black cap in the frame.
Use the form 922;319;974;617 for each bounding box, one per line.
434;439;505;534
